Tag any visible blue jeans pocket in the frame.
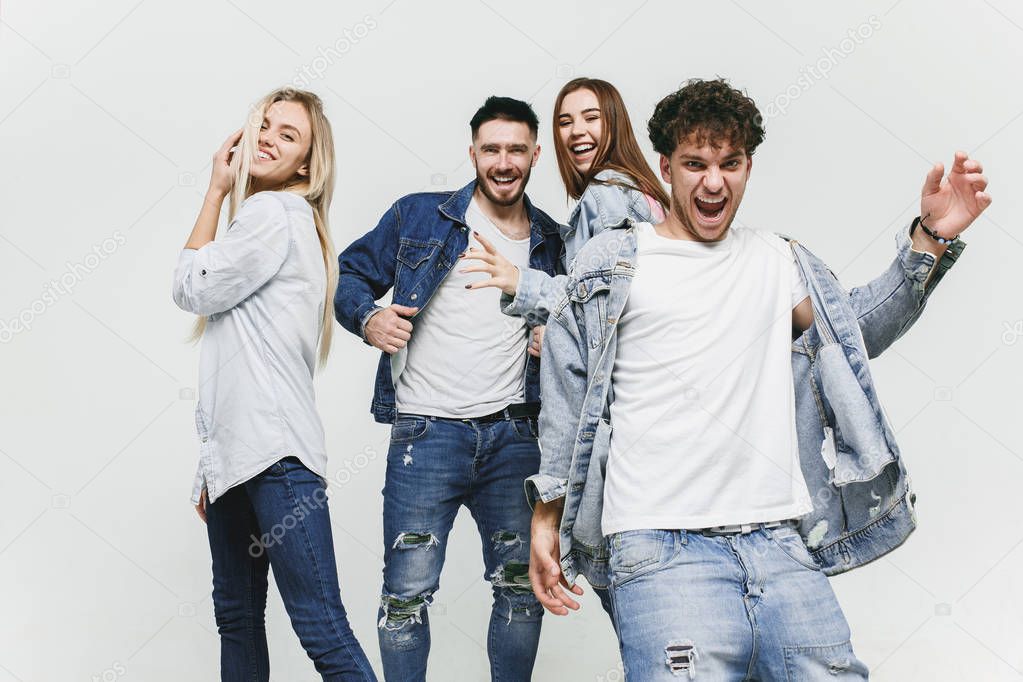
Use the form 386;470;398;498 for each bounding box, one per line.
510;416;538;440
609;529;669;586
769;525;822;572
390;416;430;444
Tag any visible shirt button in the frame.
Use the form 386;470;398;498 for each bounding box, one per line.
410;293;418;300
200;269;207;276
201;437;208;443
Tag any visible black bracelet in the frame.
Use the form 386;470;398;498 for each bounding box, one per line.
914;215;959;246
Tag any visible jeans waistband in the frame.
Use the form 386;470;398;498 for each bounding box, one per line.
396;402;540;424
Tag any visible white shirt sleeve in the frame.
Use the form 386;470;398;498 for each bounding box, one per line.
173;192;291;316
791;255;810;309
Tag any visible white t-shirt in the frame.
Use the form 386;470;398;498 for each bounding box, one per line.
393;197;531;418
601;222;813;535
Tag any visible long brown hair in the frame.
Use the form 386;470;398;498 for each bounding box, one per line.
552;78;670;210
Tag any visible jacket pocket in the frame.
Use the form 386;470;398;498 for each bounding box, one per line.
569;276;612;350
396;239;439;270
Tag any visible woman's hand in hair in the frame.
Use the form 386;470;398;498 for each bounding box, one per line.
195;488;208;523
460;231;520;296
208;129;243;198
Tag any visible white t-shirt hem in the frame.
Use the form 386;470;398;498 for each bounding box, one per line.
602;499;814;537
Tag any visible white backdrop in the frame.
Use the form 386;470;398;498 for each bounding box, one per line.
1;1;1021;680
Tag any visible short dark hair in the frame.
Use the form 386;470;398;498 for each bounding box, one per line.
470;96;539;138
648;78;765;157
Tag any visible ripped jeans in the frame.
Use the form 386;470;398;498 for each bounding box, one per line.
608;527;869;681
378;414;543;681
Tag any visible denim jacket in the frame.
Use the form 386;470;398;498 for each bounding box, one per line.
503;169;659;326
334;180;564;423
526;219;965;588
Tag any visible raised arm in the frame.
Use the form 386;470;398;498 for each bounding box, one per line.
173;192;291;317
847;152;989;357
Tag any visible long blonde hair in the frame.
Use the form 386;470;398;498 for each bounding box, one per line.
193;87;338;367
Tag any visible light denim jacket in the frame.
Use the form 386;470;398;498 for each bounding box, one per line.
172;191;328;504
503;169;660;326
527;219;965;588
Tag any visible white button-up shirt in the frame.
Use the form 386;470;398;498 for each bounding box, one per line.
173;191;327;504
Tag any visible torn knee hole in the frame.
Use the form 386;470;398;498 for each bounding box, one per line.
378;593;431;630
391;531;440;550
490;561;532;594
491;530;525;549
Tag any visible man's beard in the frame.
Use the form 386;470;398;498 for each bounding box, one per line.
475;165;532;207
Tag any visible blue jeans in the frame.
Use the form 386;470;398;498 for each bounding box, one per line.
608;526;869;681
205;456;377;681
378;414;544;681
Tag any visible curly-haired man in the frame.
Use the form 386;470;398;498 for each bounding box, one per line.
525;78;990;679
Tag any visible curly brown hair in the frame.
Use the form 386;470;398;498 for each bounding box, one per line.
648;78;765;157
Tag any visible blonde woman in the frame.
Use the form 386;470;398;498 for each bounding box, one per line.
173;88;377;681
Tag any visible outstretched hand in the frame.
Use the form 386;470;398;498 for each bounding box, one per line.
460;231;520;296
919;151;991;237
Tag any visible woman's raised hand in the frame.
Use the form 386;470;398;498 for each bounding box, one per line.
209;129;243;198
460;231;520;296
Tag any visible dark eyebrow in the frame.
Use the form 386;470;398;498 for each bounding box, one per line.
558;107;601;119
480;143;529;151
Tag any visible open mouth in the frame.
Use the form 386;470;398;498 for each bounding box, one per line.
490;175;519;188
257;150;275;162
571;143;595;156
694;195;727;223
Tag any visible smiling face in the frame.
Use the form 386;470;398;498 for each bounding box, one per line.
659;133;752;242
557;87;603;174
248;100;313;192
469;118;539;207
